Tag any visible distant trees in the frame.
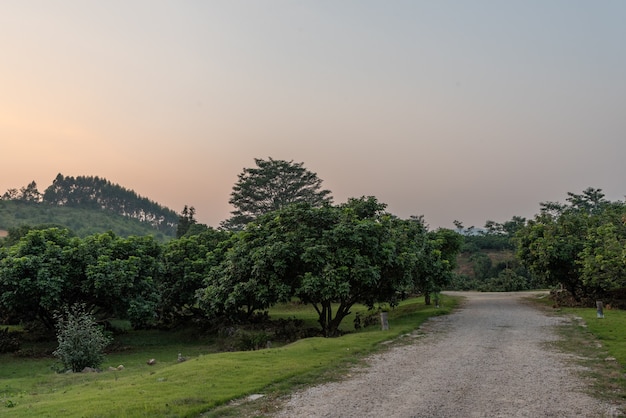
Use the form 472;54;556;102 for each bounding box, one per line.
176;205;197;238
42;174;178;233
222;158;333;230
450;215;537;292
1;175;178;236
1;181;42;202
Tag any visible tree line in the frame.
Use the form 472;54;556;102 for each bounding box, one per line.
0;198;460;337
3;158;621;340
451;187;626;306
1;174;178;234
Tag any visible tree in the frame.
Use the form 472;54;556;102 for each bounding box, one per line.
296;198;400;336
176;205;197;238
198;205;314;319
579;223;626;292
0;229;164;330
578;202;626;294
0;228;75;328
515;188;615;300
82;234;162;328
222;157;333;230
19;181;42;202
1;181;41;202
158;228;228;325
199;197;445;337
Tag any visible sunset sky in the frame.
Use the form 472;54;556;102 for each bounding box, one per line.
2;1;625;229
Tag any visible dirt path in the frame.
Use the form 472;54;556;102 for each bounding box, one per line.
272;292;620;417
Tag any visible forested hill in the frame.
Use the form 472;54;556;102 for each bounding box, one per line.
0;174;179;238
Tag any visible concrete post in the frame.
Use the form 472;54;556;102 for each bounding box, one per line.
596;301;604;318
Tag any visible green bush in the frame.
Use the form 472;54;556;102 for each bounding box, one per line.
236;330;270;351
52;304;112;372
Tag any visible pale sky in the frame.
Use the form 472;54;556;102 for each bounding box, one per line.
2;1;625;229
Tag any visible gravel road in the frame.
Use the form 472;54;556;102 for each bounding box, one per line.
272;292;620;417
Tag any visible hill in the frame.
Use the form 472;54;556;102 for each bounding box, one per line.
0;200;175;240
0;174;180;239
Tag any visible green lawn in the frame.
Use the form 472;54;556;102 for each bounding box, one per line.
0;295;458;417
561;305;626;368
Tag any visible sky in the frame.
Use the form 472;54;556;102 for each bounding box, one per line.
2;1;626;230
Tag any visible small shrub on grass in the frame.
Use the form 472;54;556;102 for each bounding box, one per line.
353;310;380;330
236;330;270;351
52;304;112;372
273;318;305;342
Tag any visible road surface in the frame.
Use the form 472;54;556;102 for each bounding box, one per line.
272;292;619;417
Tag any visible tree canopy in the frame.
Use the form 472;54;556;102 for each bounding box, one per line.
516;187;626;301
222;158;333;230
200;197;460;336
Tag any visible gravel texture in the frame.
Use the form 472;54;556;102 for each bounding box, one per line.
272;292;620;417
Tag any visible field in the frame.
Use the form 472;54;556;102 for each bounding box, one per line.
0;296;457;417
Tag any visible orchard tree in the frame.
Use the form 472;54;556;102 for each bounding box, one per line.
200;197;448;337
198;204;319;319
83;234;162;328
0;228;74;328
516;188;612;300
222;157;333;230
297;198;404;336
158;228;229;325
420;228;463;304
578;202;626;294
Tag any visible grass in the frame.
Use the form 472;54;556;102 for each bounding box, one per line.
528;295;626;410
0;295;458;417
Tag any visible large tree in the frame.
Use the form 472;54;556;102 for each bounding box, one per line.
0;228;75;328
199;197;455;337
158;227;229;325
222;158;333;230
515;188;615;300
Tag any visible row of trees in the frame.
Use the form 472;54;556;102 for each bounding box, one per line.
0;199;460;337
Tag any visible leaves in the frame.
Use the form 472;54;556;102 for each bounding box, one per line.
224;158;333;229
517;188;626;299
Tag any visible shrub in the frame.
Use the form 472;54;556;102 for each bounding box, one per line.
53;304;112;372
0;327;20;353
236;330;270;351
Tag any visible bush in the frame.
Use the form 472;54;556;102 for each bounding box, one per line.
236;330;270;351
0;327;20;353
53;304;112;372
